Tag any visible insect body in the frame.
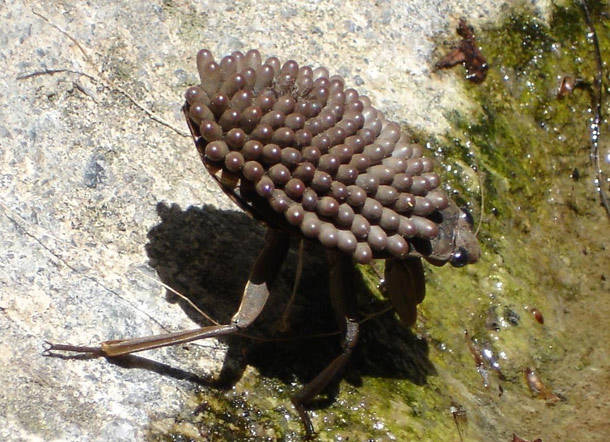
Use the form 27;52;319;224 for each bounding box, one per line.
183;49;481;433
49;49;480;437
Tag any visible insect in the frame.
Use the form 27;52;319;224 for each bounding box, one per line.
47;49;480;436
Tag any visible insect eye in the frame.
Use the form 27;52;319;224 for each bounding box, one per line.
450;247;469;267
460;207;475;227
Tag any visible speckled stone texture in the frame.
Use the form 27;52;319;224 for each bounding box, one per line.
0;0;550;440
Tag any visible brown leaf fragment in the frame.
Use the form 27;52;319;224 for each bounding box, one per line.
523;367;561;404
436;18;488;83
530;308;544;324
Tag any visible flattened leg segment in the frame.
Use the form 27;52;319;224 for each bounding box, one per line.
232;228;290;327
48;228;290;357
384;257;426;327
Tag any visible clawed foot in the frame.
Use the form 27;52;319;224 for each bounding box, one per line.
42;340;104;357
290;397;317;440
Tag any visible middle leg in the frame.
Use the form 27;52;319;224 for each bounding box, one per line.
291;250;360;436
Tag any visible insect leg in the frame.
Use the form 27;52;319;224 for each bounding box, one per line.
46;228;289;357
384;257;425;327
291;250;359;437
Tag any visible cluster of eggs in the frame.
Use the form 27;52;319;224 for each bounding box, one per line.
184;49;450;264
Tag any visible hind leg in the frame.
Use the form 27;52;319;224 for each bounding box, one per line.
46;228;290;356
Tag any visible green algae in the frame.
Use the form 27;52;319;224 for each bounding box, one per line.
418;3;609;440
148;2;609;440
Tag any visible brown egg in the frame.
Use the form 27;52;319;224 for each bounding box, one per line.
185;49;468;264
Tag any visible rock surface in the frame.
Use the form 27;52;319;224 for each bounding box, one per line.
5;0;608;441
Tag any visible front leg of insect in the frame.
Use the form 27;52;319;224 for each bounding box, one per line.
384;257;426;327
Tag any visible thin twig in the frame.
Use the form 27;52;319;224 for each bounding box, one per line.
73;80;99;103
16;68;98;82
136;269;220;326
32;11;93;64
30;10;189;138
580;0;610;218
107;81;189;137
